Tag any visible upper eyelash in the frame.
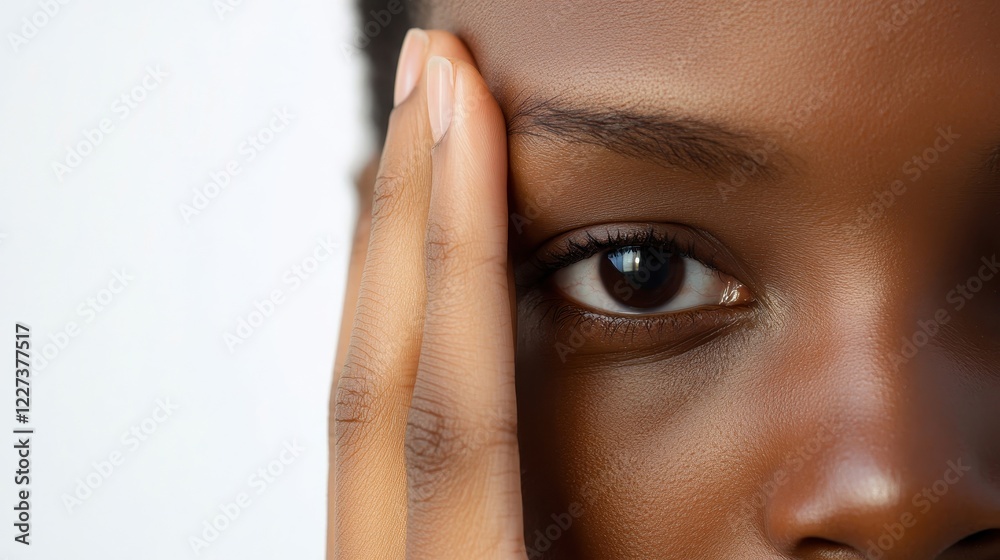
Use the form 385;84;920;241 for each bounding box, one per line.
527;226;721;280
516;226;754;353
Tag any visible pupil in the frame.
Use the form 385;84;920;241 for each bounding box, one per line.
599;246;685;309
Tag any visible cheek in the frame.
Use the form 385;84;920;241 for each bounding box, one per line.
514;298;761;558
514;357;734;558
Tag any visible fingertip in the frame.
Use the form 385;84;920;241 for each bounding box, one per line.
393;28;429;107
449;58;507;150
426;56;455;145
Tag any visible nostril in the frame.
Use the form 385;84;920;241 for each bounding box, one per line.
791;531;1000;560
940;529;1000;558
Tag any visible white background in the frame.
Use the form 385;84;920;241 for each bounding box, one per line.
0;0;377;557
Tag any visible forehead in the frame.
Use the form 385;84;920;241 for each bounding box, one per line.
426;0;1000;148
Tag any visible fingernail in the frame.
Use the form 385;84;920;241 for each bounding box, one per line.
426;56;454;144
393;28;429;106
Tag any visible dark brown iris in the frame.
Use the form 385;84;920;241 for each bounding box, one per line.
599;246;685;310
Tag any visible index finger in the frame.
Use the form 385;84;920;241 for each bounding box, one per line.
404;56;526;558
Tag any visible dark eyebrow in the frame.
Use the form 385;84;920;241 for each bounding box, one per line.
506;97;791;181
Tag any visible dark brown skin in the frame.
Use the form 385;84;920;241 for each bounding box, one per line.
332;1;1000;558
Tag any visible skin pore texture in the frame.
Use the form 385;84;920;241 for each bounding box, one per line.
336;1;1000;558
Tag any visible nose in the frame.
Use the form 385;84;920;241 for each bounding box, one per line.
763;348;1000;559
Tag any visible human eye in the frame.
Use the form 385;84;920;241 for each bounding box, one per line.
554;242;748;315
519;223;756;352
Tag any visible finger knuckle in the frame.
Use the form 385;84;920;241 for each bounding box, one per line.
334;350;390;450
370;171;408;223
405;401;482;504
423;219;466;272
424;219;508;290
404;393;518;501
405;399;468;482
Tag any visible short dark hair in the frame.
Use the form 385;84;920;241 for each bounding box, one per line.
356;0;419;146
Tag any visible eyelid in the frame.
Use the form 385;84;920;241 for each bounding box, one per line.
517;223;738;289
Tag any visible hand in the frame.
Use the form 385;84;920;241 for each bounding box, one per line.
331;29;526;559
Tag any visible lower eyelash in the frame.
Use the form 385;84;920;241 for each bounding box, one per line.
525;291;750;347
552;302;705;340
